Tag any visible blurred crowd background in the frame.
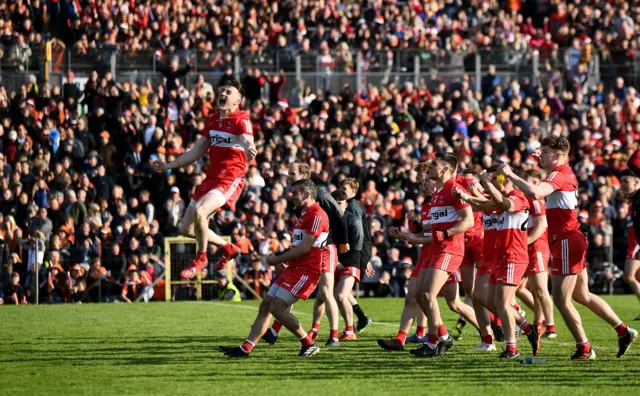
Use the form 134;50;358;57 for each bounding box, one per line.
1;0;639;304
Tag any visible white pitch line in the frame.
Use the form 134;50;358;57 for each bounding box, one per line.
210;302;622;350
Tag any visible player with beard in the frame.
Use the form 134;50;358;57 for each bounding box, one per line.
152;81;257;278
500;136;637;359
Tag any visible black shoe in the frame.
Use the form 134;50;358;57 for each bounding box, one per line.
497;349;520;359
617;327;638;358
526;324;542;356
634;315;640;321
298;343;320;357
493;324;505;342
570;348;596;360
356;318;372;334
325;338;340;347
219;346;250;358
377;338;404;351
436;335;455;356
261;328;279;345
412;343;440;357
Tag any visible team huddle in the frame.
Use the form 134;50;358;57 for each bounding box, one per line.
153;81;638;360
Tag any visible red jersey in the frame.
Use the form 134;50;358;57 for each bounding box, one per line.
430;177;470;256
495;189;530;264
628;216;638;250
289;202;329;274
527;196;550;253
456;174;484;238
418;200;433;264
482;211;500;262
204;109;252;180
544;163;580;242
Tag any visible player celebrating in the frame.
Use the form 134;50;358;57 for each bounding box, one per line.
220;179;329;357
152;81;257;279
262;162;347;347
412;153;474;357
620;170;640;320
522;169;556;337
500;136;637;359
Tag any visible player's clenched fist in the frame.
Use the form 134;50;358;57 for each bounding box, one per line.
246;146;258;160
152;160;168;173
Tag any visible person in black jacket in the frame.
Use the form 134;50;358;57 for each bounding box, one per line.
335;178;374;339
262;162;346;346
620;169;640;320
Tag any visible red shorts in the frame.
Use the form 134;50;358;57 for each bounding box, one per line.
274;267;320;300
550;232;588;276
192;175;245;206
476;260;497;277
336;266;360;282
429;252;464;274
491;260;527;286
462;235;484;266
321;245;338;274
527;248;549;276
627;242;640;261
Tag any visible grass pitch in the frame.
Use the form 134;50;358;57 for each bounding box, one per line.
1;296;639;396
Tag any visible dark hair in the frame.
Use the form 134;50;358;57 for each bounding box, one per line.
621;170;639;179
331;189;348;202
222;80;245;98
292;179;317;200
541;136;570;154
487;165;500;173
435;152;458;171
462;169;479;177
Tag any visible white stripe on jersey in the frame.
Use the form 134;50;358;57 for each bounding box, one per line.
483;213;499;231
208;130;245;150
546;190;578;210
293;229;329;247
496;211;529;231
430;205;461;224
312;216;320;233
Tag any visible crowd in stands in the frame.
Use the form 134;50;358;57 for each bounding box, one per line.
1;0;640;304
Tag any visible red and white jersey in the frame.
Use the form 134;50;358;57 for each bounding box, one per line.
430;177;470;256
204;109;252;180
628;216;639;252
418;200;433;263
544;163;580;242
456;175;484;239
527;196;550;253
482;210;500;263
289;202;330;273
495;189;530;264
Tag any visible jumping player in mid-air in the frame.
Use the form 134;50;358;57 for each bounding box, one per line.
153;81;257;279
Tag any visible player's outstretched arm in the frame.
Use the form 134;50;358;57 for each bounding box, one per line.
498;164;554;200
267;234;318;266
479;174;513;212
454;186;496;212
438;206;473;237
153;136;209;172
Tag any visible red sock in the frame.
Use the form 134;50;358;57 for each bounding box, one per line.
577;341;591;353
223;243;235;256
300;335;314;346
437;324;448;340
312;323;320;331
545;324;556;333
346;325;354;333
520;318;532;335
241;340;255;353
395;331;408;345
513;302;521;311
506;341;518;354
535;321;543;327
494;317;502;327
489;311;495;322
416;326;426;337
482;334;493;345
427;333;438;345
615;322;628;337
272;320;283;334
329;329;338;339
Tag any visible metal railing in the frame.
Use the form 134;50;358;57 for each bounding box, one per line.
2;45;637;94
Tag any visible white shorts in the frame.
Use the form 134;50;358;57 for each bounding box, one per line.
267;283;298;305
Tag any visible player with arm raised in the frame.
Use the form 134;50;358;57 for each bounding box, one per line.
499;136;637;359
152;81;257;279
220;179;328;358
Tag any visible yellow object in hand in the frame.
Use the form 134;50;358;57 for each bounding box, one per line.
496;173;506;185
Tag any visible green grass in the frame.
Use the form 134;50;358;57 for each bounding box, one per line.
1;297;639;396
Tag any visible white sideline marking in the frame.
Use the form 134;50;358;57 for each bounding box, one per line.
209;302;619;350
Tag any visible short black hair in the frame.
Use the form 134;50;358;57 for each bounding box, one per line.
222;80;245;98
462;169;479;177
292;179;317;200
435;152;458;171
331;189;348;202
621;169;639;179
487;165;500;173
